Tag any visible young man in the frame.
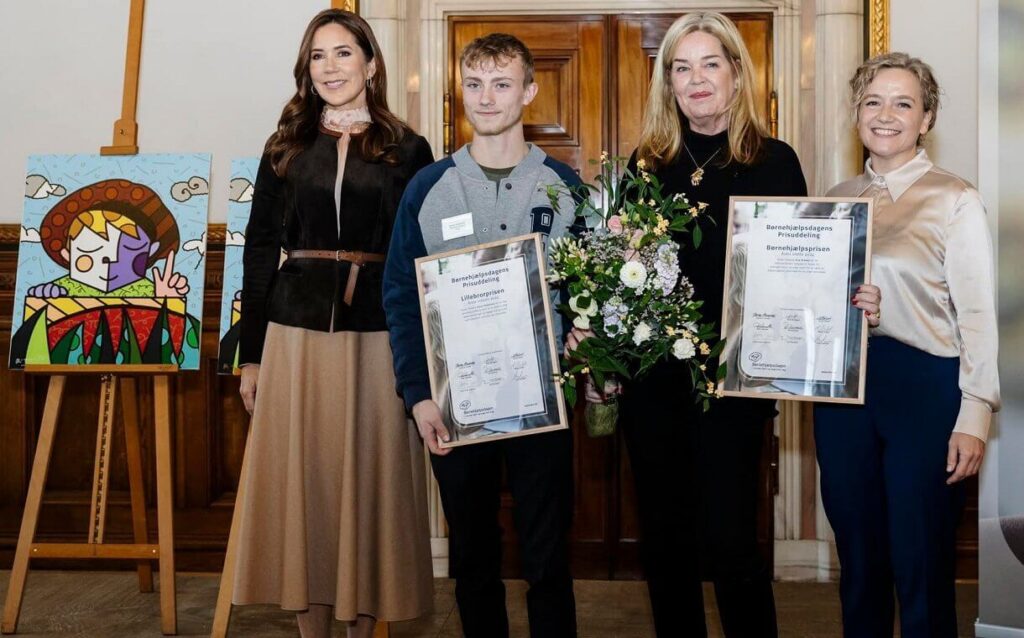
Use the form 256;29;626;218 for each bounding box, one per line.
383;33;582;638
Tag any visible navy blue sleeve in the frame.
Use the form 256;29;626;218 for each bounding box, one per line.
383;160;451;411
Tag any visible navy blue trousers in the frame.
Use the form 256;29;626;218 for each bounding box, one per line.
814;337;967;638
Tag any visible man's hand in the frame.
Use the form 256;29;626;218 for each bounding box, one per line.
946;432;985;484
412;399;452;456
239;364;259;415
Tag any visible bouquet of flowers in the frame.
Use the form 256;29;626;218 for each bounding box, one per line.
547;154;725;436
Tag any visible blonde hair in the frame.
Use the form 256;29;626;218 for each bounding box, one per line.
460;33;535;86
68;210;140;241
637;12;768;169
850;52;940;144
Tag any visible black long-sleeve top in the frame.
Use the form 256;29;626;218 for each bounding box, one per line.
625;128;807;418
239;129;434;365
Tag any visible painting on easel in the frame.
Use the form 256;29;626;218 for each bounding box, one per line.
9;154;211;370
216;158;257;374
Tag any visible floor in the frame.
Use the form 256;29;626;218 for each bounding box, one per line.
0;571;979;637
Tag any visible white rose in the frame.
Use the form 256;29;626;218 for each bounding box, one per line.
619;261;648;289
632;322;653;345
569;294;598;317
573;314;591;330
672;338;696;360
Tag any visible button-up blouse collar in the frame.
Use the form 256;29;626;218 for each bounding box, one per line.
860;149;934;201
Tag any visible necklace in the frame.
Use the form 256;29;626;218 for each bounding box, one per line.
682;143;721;187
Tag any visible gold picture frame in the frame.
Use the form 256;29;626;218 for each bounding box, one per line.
331;0;359;12
867;0;890;58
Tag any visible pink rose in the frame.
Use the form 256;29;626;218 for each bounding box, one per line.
607;215;623;235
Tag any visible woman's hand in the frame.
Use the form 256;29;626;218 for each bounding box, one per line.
565;327;594;359
412;399;452;456
583;376;623;403
852;284;882;327
946;432;985;484
239;364;260;415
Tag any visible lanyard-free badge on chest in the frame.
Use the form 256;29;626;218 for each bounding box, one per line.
441;212;474;241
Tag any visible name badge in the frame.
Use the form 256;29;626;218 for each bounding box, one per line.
441;212;474;241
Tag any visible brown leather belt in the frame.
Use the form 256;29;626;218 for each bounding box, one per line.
287;249;385;306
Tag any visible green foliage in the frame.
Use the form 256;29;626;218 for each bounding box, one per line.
548;154;729;411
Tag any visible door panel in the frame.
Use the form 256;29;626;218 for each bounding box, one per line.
613;13;773;158
450;16;607;177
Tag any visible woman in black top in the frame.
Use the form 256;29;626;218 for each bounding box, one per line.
573;11;877;637
232;10;434;638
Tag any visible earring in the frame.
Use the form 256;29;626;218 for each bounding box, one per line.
366;77;372;88
311;86;318;96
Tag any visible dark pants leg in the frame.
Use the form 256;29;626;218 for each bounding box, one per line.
430;429;576;638
815;337;966;638
431;443;509;638
622;392;777;638
814;398;895;637
504;429;577;638
700;410;777;638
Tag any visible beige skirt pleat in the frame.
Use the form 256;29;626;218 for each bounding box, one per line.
232;323;433;622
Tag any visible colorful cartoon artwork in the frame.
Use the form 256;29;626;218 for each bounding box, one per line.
9;154;211;370
217;158;257;374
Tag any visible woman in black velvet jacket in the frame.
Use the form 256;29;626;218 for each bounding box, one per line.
231;10;434;638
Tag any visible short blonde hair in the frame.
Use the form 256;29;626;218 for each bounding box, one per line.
637;12;768;169
460;33;535;86
850;52;940;143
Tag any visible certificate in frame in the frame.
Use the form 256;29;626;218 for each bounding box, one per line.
720;197;873;404
415;233;568;447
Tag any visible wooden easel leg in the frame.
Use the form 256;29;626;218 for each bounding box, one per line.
121;376;154;592
153;375;177;635
1;376;67;635
210;429;253;638
88;376;117;545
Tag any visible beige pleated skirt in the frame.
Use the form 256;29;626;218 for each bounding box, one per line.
232;323;433;622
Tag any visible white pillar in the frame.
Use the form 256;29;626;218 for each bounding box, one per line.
814;0;863;196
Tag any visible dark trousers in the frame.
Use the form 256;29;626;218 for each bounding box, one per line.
430;428;576;638
621;386;777;638
815;337;967;638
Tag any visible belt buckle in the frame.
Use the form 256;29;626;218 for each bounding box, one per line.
335;249;343;262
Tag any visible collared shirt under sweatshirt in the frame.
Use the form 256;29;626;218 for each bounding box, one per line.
828;150;1000;441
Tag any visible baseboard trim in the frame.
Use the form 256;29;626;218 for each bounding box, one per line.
774;539;839;582
976;622;1024;637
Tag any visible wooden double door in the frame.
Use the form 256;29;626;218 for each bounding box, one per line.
449;13;777;579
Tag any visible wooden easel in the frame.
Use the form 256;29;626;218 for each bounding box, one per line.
1;365;178;635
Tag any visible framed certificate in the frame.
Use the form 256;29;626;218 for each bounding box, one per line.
415;233;568;447
719;197;873;403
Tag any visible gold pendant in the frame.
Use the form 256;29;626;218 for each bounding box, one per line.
690;167;704;187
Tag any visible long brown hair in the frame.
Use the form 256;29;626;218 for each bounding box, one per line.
265;9;411;176
637;12;769;170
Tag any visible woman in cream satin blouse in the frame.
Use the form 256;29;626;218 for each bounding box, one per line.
815;52;999;638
